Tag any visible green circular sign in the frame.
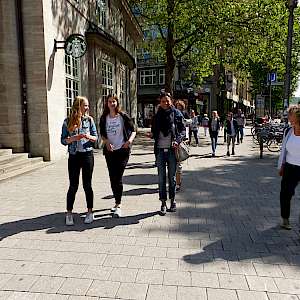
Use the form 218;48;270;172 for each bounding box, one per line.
65;34;87;58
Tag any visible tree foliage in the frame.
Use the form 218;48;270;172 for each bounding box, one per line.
130;0;300;104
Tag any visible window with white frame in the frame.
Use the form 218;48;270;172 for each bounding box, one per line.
96;0;107;29
159;68;165;85
140;69;156;85
101;60;114;101
65;54;81;116
120;66;126;106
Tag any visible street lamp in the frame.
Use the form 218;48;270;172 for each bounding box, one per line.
283;0;298;119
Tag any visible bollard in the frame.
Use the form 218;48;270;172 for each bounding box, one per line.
259;132;263;159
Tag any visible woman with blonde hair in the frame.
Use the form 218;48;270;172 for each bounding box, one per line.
278;105;300;230
61;96;98;225
99;95;136;218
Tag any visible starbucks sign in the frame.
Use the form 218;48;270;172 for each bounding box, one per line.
65;34;87;58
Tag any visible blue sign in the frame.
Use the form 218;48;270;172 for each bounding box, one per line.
267;73;277;82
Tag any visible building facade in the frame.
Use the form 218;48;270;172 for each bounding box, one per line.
0;0;142;160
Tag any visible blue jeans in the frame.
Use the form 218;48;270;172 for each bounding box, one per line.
237;126;244;143
210;131;218;154
157;148;177;201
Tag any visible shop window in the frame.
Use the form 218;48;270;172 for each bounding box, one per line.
101;60;114;102
65;54;81;116
120;66;126;107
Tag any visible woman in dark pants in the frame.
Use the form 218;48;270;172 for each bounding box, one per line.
100;95;136;218
278;105;300;230
208;110;220;157
61;96;98;225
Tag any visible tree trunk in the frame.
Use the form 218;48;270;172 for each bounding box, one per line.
165;0;176;94
165;43;176;93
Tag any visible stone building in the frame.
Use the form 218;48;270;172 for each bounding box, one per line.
0;0;142;160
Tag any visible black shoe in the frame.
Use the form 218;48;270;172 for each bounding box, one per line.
211;153;215;157
160;202;167;216
168;201;177;212
176;185;181;192
240;139;243;143
227;151;230;156
232;150;235;155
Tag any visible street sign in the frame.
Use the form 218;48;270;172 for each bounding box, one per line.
65;34;87;58
271;81;284;86
267;72;277;82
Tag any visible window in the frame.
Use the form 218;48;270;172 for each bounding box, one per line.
120;66;126;106
96;0;107;29
140;69;156;85
159;68;165;85
65;54;81;116
101;60;114;101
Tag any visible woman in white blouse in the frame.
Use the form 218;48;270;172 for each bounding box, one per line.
278;105;300;230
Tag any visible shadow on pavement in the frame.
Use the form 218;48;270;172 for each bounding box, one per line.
123;174;157;185
158;154;300;266
102;187;158;199
126;162;155;170
0;211;159;240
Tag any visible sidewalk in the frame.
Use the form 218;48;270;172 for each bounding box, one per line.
0;128;300;300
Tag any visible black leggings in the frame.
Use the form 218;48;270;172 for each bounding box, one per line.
280;162;300;219
67;151;94;211
105;148;130;205
189;130;199;145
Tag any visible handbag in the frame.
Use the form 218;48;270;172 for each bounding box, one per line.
175;140;190;162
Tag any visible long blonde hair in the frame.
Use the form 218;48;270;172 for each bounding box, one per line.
67;96;88;132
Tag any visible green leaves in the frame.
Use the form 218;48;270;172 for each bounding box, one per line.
131;0;300;96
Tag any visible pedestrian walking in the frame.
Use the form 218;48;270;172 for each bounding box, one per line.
278;105;300;230
208;111;221;157
235;109;246;143
201;114;209;136
225;112;238;156
100;95;136;218
174;100;190;190
151;93;185;215
189;110;200;146
61;96;98;226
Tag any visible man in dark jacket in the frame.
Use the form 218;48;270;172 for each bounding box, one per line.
226;112;239;156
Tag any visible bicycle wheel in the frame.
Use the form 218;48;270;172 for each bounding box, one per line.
267;138;281;152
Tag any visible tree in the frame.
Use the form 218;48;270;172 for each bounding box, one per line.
130;0;221;92
130;0;300;104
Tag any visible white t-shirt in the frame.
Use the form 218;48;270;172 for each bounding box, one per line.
106;115;125;150
286;130;300;166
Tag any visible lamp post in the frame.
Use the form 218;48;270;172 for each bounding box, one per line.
284;0;298;119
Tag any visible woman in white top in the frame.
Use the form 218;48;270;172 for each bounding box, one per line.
100;95;136;218
278;105;300;229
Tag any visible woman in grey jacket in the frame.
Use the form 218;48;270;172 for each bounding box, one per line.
278;105;300;230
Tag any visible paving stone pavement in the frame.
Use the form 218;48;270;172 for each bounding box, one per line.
0;127;300;300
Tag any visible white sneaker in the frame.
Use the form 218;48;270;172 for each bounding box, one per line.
84;212;93;224
113;207;122;218
111;207;117;213
65;214;74;226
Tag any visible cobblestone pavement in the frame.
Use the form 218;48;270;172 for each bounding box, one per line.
0;127;300;300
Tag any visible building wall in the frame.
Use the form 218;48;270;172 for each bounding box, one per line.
0;1;23;151
19;0;51;160
0;0;141;160
43;0;89;160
